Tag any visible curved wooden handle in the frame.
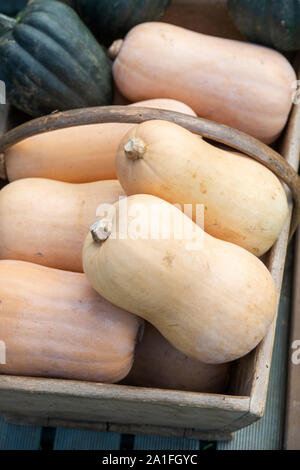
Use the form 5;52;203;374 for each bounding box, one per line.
0;105;299;239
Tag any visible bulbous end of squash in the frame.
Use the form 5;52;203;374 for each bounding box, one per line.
108;39;124;60
90;219;111;243
124;137;147;160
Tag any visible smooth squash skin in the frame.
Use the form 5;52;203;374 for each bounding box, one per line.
111;22;296;143
116;120;288;256
122;323;230;393
68;0;171;45
0;260;142;383
82;195;278;364
0;178;125;272
0;0;113;117
228;0;300;52
3;99;196;183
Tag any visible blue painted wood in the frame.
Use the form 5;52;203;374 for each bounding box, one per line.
133;435;200;450
0;415;42;450
54;428;121;450
218;244;294;450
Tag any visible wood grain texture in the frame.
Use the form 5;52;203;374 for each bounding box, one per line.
0;375;250;431
226;58;300;418
284;229;300;449
219;244;294;449
247;65;300;418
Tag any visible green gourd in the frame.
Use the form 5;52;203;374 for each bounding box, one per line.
68;0;172;45
0;0;113;117
0;0;26;16
228;0;300;51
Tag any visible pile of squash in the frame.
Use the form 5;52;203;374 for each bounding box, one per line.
0;0;296;394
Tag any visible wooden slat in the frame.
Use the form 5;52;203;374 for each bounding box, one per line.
218;243;294;449
284;229;300;449
54;428;121;450
225;59;300;427
0;414;41;450
0;376;251;433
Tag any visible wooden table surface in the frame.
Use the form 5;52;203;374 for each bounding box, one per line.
0;240;295;451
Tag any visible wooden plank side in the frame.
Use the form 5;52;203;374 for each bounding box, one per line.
247;62;300;419
284;229;300;450
0;414;41;450
218;243;294;449
0;376;250;431
228;59;300;422
54;428;121;450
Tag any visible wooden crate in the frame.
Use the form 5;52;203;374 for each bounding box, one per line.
0;0;299;441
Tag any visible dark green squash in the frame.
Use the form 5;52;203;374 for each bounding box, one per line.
228;0;300;51
0;0;27;17
68;0;172;45
0;0;113;117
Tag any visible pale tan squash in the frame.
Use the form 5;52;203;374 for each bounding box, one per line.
0;178;124;272
0;260;143;383
116;120;288;256
122;323;230;393
2;99;196;183
110;22;296;143
83;194;277;364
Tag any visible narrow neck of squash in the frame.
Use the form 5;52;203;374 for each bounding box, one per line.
0;14;17;35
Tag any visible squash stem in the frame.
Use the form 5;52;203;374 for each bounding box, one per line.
90;220;111;244
0;14;17;34
108;39;124;60
124;138;147;160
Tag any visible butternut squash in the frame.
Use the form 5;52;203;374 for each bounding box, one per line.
122;323;230;393
2;99;196;183
82;194;277;364
0;178;125;272
116;120;288;256
110;22;296;144
0;260;142;383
